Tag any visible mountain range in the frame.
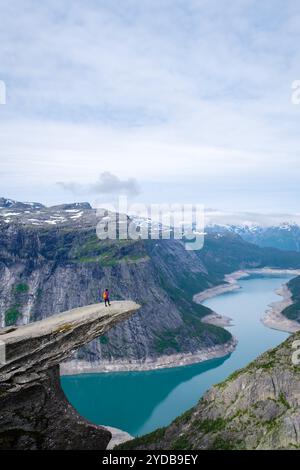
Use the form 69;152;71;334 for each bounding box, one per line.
1;197;300;369
207;222;300;252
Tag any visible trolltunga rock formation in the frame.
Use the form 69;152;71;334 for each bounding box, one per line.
0;301;140;450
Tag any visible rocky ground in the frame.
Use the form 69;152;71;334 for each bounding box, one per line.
262;284;300;333
118;330;300;450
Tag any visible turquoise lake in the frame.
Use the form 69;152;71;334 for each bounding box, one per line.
61;274;291;436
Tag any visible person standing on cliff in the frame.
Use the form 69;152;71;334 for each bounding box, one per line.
103;289;111;307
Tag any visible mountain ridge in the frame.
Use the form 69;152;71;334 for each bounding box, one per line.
117;330;300;450
207;222;300;252
1;197;300;369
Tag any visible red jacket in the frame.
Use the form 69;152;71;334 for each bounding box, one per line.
103;291;109;300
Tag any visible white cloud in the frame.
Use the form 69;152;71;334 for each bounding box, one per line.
57;171;141;196
0;1;300;210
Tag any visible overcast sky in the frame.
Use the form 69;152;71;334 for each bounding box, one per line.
1;0;300;212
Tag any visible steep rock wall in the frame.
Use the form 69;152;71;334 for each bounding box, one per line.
0;301;139;449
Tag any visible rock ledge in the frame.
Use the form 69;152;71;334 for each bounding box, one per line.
0;301;140;450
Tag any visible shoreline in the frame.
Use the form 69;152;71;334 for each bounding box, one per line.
193;268;300;304
195;268;300;332
193;270;249;304
60;337;237;375
261;284;300;333
60;267;300;376
105;426;134;449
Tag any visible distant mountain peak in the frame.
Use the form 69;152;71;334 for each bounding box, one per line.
0;197;93;228
0;197;45;210
48;202;92;211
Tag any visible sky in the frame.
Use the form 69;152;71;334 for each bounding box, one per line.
1;0;300;214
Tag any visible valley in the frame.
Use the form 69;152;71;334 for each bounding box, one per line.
62;274;294;437
2;197;300;371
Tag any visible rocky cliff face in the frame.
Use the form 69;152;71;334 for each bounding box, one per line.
0;220;230;367
1;198;300;368
118;331;300;450
0;301;139;450
282;276;300;323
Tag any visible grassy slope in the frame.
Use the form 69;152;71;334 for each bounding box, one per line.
117;331;300;450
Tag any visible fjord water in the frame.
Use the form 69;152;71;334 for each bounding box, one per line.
61;275;291;436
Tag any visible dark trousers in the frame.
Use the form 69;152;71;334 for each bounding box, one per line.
104;298;110;306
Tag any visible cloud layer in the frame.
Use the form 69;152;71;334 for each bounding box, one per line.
0;1;300;211
57;171;140;196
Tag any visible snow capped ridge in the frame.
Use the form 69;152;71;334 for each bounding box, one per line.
206;222;262;233
207;221;300;233
0;196;93;228
205;209;300;229
0;197;45;210
277;221;299;230
205;219;300;252
1;198;300;241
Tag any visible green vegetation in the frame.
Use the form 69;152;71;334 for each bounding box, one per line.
264;417;280;431
278;392;291;409
215;367;246;389
154;329;181;353
172;408;194;426
170;435;191;450
282;302;300;322
13;283;29;294
75;235;103;257
71;235;148;266
210;436;236;450
156;272;232;347
5;282;30;326
77;253;117;265
157;272;211;319
282;276;300;323
5;307;21;326
76;252;148;265
229;409;248;420
116;427;166;450
99;335;109;345
195;417;227;434
184;311;232;344
259;361;276;370
36;288;43;299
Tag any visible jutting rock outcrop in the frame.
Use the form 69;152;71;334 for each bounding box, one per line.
0;301;140;450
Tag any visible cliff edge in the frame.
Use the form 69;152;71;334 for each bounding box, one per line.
0;301;140;450
118;331;300;450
